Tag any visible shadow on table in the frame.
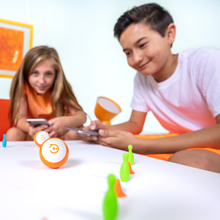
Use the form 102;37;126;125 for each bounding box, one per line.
20;158;82;170
61;158;82;169
59;206;102;220
2;143;37;148
20;160;48;170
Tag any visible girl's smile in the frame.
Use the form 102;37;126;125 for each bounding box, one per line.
38;86;47;91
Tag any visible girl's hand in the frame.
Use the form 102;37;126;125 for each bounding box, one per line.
48;117;68;136
28;124;50;139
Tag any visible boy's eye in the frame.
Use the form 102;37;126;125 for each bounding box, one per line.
139;42;147;48
125;51;131;56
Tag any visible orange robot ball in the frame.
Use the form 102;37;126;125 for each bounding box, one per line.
39;138;69;169
34;131;50;147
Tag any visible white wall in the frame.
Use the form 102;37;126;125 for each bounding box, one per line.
0;0;220;134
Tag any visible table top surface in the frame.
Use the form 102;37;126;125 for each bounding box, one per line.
0;140;220;220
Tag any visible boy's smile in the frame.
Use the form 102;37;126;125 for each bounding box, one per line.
120;22;177;82
29;59;56;95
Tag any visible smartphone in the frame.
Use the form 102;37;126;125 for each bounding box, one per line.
64;126;100;136
27;118;51;127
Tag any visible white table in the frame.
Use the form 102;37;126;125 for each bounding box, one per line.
0;141;220;220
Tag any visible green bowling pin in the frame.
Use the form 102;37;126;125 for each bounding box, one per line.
103;174;118;220
128;145;134;165
120;153;130;182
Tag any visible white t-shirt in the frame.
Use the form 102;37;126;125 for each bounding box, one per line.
130;47;220;134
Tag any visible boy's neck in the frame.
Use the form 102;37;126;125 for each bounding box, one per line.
153;53;178;83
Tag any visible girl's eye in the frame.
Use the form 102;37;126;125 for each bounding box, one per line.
46;72;52;76
32;71;38;75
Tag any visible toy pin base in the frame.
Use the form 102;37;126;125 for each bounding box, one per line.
115;179;126;198
101;120;111;125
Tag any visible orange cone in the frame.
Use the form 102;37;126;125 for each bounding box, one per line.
128;162;135;174
114;178;126;198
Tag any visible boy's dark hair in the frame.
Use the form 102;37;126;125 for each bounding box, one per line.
114;3;174;40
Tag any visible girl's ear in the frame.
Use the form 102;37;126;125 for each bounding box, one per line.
166;23;176;45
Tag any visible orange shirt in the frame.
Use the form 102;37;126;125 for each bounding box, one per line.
23;83;54;120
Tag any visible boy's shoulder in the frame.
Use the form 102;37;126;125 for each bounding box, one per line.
180;46;220;61
177;46;220;80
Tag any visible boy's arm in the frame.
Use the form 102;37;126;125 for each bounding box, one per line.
95;114;220;154
15;95;30;133
108;110;147;134
90;110;147;134
137;114;220;154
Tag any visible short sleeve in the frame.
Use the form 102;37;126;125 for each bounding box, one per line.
130;72;149;112
194;47;220;118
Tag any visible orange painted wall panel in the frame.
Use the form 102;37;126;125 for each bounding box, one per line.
0;27;24;71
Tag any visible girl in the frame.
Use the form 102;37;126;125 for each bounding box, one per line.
7;46;87;141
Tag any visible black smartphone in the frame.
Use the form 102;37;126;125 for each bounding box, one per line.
64;126;99;136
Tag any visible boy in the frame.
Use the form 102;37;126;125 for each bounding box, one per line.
85;3;220;173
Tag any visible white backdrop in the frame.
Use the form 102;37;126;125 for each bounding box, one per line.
0;0;220;134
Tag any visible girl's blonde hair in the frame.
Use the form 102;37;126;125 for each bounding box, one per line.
9;46;83;126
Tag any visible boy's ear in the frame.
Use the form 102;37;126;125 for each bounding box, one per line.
166;23;176;45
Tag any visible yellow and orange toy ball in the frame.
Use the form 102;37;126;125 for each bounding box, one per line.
34;131;50;147
39;138;69;169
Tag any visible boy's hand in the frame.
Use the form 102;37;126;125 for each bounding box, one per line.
86;120;106;131
94;129;138;151
82;120;106;142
